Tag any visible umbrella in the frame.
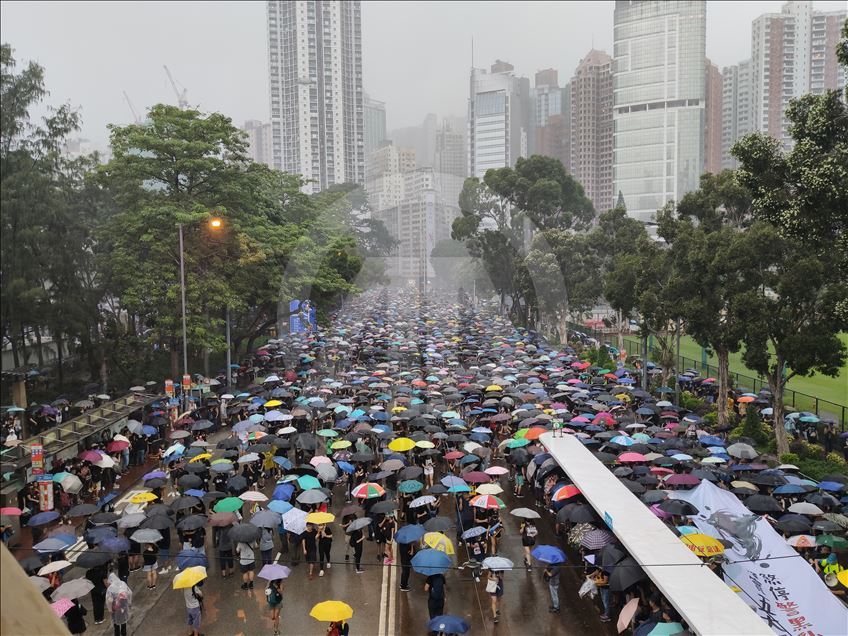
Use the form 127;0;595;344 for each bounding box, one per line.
424;517;454;533
34;537;73;553
609;556;646;591
28;511;61;526
351;482;385;499
176;515;208;531
427;615;470;635
297;474;322;491
745;495;783;514
398;479;424;494
229;523;261;543
90;511;120;525
101;536;131;553
51;578;94;601
76;549;113;569
51;597;75;618
214;497;244;513
409;495;436;509
345;517;372;533
531;545;567;564
67;503;99;517
173;565;207;589
251;509;283;528
371;501;397;515
176;547;209;570
130;528;162;544
481;556;513;571
209;511;239;527
680;533;725;557
297;489;328;505
396;524;426;544
580;529;616;551
618;598;641;634
412;548;452;575
30;576;51;593
140;514;173;531
116;513;146;529
726;443;758;459
469;494;505;510
38;560;72;576
657;499;698;516
788;502;823;516
310;600;354;622
258;563;292;580
282;508;309;535
423;532;455;555
510;507;541;519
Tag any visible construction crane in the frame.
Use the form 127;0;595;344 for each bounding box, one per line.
163;65;189;109
122;91;141;123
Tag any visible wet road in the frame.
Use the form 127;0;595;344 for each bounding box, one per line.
81;474;612;636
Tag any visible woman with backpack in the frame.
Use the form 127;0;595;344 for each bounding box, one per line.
519;519;538;569
266;577;284;635
105;573;133;636
184;580;203;636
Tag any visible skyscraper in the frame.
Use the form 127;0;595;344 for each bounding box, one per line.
530;69;571;172
242;120;273;167
704;59;723;175
468;61;530;179
720;60;753;169
364;95;387;158
570;49;614;214
267;0;364;193
612;0;706;224
750;2;846;149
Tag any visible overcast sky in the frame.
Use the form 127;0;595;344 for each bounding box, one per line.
2;1;845;149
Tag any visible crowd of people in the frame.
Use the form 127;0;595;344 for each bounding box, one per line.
3;288;847;635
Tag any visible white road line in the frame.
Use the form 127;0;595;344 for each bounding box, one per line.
274;551;281;563
387;546;397;636
66;538;88;562
378;560;389;636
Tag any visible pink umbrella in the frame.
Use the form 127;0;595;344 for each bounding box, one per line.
0;506;22;516
618;452;647;463
463;471;491;484
650;503;672;519
617;597;640;633
78;450;102;462
51;597;74;617
665;474;701;486
309;456;331;466
106;440;129;453
484;466;509;476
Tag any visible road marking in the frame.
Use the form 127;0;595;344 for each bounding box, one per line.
387;546;397;636
378;559;389;636
66;537;88;562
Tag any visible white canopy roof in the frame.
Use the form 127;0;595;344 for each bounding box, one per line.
540;432;773;636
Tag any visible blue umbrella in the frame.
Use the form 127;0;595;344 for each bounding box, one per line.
176;548;208;570
28;511;60;527
411;548;452;575
272;483;295;502
86;526;117;544
336;461;355;474
272;456;293;470
427;615;470;635
141;425;157;436
818;481;845;492
101;537;131;553
773;484;807;495
699;436;724;447
531;544;567;564
268;500;293;515
395;524;426;544
461;526;487;540
33;537;73;553
185;489;205;498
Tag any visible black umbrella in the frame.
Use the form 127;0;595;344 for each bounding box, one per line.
176;515;208;531
619;479;646;494
351;451;375;463
144;504;174;517
229;523;261;543
90;512;120;525
141;514;174;530
509;448;530;466
371;501;397;514
609;556;646;591
227;475;248;493
20;555;44;573
745;495;783;514
76;549;112;569
812;519;842;533
599;543;627;569
67;503;99;517
218;438;240;450
424;517;454;532
775;514;811;533
399;466;423;480
144;478;167;489
183;463;208;474
657;499;698;516
178;474;203;489
641;491;669;504
170;496;202;511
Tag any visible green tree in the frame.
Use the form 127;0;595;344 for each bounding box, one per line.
674;170;752;232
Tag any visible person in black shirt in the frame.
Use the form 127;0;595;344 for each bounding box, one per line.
349;527;364;574
425;573;445;620
398;540;414;592
303;523;318;579
85;564;108;624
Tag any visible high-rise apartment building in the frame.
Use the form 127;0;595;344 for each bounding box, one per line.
612;0;706;224
750;2;846;149
242;120;273;167
468;60;531;179
570;49;614;214
434;121;467;179
720;60;753;169
704;59;723;175
365;142;416;212
530;69;571;172
267;0;364;193
364;95;387;158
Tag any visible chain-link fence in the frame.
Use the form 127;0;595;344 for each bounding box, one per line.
567;322;846;432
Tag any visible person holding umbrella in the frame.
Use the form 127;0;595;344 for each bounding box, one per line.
266;577;284;635
85;562;109;624
519;518;538;569
485;569;504;623
425;571;446;621
318;523;334;576
348;520;366;574
543;563;561;613
303;522;319;579
64;598;88;634
379;512;397;565
236;539;257;589
143;542;159;589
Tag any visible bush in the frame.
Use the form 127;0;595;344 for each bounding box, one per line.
789;439;826;461
679;391;708;413
795;456;848;481
729;409;770;447
701;411;718;429
779;453;801;465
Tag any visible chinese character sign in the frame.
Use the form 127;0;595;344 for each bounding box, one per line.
31;443;44;476
37;475;54;511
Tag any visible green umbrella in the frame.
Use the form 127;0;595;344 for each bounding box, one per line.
317;429;338;437
816;534;848;549
508;438;530;448
398;479;424;494
213;497;244;513
297;474;321;490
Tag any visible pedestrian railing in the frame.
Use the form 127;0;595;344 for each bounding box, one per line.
567;322;847;432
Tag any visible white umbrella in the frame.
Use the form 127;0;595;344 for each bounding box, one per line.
126;420;143;434
277;426;297;435
93;455;116;469
237;453;260;464
281;508;308;535
509;507;541;519
38;560;71;576
113;434;130;443
787;502;823;516
60;474;83;494
409;495;436;509
239;491;268;502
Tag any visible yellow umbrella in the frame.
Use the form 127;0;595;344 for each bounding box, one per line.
306;512;335;525
680;533;725;557
730;480;757;491
189;453;212;463
331;440;352;449
264;399;283;407
475;483;503;495
173;566;207;589
837;569;848;588
485;384;503;392
391;406;407;413
310;600;353;622
415;440;435;449
423;532;455;555
129;492;158;504
388;437;415;452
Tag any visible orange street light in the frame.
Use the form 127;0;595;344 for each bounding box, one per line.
209;217;223;230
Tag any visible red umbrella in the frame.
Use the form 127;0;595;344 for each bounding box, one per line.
444;451;464;461
523;427;548;441
618;452;647;463
462;471;491;484
665;474;701;486
552;485;581;501
106;440;129;453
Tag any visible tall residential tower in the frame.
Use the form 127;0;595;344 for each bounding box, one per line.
612;0;706;224
267;0;364;192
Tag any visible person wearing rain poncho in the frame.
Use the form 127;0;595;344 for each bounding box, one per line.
105;573;133;636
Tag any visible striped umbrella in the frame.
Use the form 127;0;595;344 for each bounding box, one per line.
580;528;616;550
351;482;385;499
469;494;505;510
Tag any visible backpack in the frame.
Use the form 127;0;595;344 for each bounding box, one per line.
525;524;538;538
267;584;281;605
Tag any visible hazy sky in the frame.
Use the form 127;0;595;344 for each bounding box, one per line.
2;1;845;148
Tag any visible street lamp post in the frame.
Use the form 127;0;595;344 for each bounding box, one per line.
178;223;189;405
225;306;232;388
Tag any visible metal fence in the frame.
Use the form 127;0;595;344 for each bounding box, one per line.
567;322;847;432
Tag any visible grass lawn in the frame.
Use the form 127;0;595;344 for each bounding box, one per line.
672;333;848;406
